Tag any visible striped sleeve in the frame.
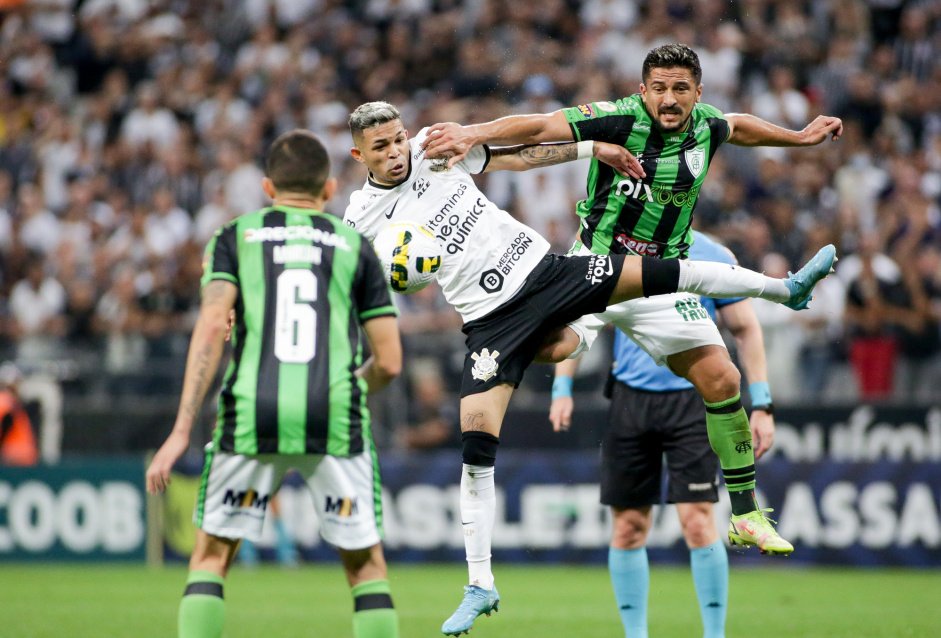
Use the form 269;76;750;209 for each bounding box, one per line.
353;233;398;321
200;223;239;288
562;99;637;144
697;102;731;145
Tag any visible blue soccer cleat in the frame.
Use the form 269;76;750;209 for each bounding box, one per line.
441;585;500;635
783;244;837;310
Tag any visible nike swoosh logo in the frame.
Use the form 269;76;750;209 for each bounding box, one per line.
604;258;613;276
461;521;472;525
384;201;398;219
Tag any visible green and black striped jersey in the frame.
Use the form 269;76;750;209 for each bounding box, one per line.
563;94;730;259
201;206;397;457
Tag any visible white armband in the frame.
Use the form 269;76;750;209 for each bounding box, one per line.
576;140;594;160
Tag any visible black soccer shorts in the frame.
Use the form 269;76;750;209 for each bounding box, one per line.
601;381;719;508
459;253;623;398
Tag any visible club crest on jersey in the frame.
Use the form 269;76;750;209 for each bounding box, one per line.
685;147;705;178
471;348;500;381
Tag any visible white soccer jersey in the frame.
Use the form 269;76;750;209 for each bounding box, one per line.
344;128;551;322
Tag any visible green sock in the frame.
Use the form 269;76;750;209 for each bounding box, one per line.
179;570;225;638
704;394;758;516
351;579;399;638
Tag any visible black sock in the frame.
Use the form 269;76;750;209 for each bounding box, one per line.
641;256;680;297
728;489;759;516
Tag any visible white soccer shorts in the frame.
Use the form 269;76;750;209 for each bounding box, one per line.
565;247;726;364
194;442;382;550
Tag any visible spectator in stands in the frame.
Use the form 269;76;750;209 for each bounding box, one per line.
0;362;38;466
841;233;905;400
7;255;67;363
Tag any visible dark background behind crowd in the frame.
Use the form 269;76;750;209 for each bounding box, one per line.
0;0;939;459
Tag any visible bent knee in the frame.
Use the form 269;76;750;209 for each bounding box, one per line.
695;361;741;402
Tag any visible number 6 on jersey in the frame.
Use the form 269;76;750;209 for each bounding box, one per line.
275;269;317;363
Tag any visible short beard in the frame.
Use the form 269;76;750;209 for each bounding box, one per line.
655;113;690;132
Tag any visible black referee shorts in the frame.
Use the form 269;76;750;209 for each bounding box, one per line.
460;253;623;397
601;381;719;508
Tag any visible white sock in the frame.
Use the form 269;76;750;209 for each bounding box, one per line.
461;463;495;590
677;260;790;302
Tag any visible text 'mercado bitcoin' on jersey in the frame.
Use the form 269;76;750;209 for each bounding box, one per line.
563;94;730;260
343;127;551;323
202;206;397;457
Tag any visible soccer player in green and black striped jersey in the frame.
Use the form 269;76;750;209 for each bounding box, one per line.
423;43;844;557
146;130;403;638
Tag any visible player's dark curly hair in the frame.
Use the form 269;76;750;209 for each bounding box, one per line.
642;44;702;84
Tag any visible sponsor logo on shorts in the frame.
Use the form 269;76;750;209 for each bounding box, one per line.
576;104;594;118
586;254;614;285
674;298;709;322
614;233;665;257
735;440;753;454
325;496;359;517
479;268;504;293
688;482;714;492
222;489;270;512
471;348;500;382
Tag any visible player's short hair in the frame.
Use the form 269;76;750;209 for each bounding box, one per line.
642;44;702;85
349;101;401;139
265;129;330;195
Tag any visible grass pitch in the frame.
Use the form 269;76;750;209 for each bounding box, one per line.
2;563;938;637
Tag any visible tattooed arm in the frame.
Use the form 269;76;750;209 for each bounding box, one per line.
485;141;638;177
146;280;238;493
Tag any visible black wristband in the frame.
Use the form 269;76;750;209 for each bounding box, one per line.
752;403;774;415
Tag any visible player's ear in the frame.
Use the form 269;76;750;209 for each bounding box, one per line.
350;146;364;165
696;83;703;102
262;177;276;199
321;177;338;203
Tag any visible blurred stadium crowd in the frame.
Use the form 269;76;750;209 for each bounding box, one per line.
0;0;940;449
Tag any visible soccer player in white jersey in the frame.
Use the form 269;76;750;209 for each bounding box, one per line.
344;101;835;636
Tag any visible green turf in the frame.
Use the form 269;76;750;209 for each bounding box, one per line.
1;563;938;637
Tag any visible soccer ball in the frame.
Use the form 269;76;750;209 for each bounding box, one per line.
372;221;442;294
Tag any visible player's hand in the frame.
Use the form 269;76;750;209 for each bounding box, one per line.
549;396;574;432
146;430;189;494
422;122;473;168
592;142;646;179
749;410;775;460
800;115;843;145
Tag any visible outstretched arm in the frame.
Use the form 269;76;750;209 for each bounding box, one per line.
485;141;640;177
426;111;573;161
726;113;843;147
146;280;238;493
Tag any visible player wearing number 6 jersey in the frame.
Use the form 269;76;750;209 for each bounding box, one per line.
345;101;835;636
146;130;403;638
